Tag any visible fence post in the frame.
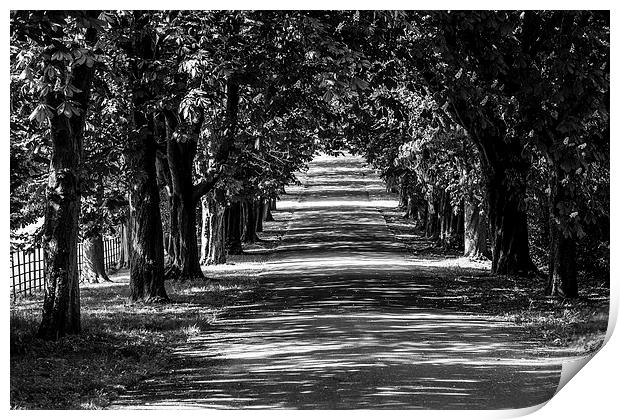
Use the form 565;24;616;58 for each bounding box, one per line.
36;247;40;292
106;238;110;272
16;250;22;297
77;242;82;283
10;252;16;301
104;238;108;272
42;246;46;294
28;251;33;297
37;247;43;293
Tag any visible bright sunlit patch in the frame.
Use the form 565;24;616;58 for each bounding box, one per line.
279;199;399;210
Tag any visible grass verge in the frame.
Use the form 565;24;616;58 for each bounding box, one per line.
10;271;264;409
10;211;292;410
379;206;610;356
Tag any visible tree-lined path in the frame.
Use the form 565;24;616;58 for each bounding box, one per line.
112;154;567;409
9;11;609;410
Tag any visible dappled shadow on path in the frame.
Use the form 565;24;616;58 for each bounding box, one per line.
117;308;560;409
112;154;562;409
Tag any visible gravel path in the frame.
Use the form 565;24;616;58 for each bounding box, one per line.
111;154;567;409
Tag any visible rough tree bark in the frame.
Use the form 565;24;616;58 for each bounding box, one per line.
399;187;408;209
241;199;260;243
546;162;578;297
155;142;175;263
200;192;227;265
115;219;130;270
463;199;489;259
425;198;439;239
125;11;168;303
438;191;452;248
82;233;111;283
256;198;265;233
127;112;168;302
400;174;420;219
199;198;210;264
416;205;427;232
226;201;243;255
453;202;464;245
485;160;533;274
264;198;275;222
253;199;263;237
404;194;414;219
163;112;204;280
450;101;534;275
37;23;97;340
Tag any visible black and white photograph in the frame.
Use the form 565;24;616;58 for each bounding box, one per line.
7;4;614;414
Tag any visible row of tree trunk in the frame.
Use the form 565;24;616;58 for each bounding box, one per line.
58;187;276;292
446;99;577;296
399;183;489;259
203;196;275;260
397;151;575;297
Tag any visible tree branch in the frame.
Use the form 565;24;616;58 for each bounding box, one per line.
192;172;221;203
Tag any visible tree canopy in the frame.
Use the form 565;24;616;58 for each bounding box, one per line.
9;10;609;340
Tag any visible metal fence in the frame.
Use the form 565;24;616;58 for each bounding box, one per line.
10;236;122;299
102;236;121;273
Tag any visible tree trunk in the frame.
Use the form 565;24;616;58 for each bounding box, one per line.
200;198;209;264
452;201;464;247
155;145;174;262
242;199;259;243
547;223;578;298
450;99;533;275
270;197;277;211
546;163;578;297
227;201;243;254
438;191;454;248
201;195;227;265
82;234;111;283
464;199;489;259
241;200;248;240
256;198;264;233
404;194;414;219
425;198;439;239
37;109;84;340
127;113;168;302
416;205;427;231
264;199;274;222
212;206;227;264
37;25;97;341
115;219;130;270
164;114;203;280
163;192;176;263
486;165;533;275
126;12;168;303
387;176;399;194
398;178;408;209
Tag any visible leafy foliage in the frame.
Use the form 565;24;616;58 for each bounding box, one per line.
9;10;609;290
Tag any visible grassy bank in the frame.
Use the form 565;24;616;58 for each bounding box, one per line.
380;207;610;355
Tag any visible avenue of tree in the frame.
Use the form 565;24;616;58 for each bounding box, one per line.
9;11;609;340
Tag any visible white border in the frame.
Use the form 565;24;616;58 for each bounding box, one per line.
3;3;617;419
